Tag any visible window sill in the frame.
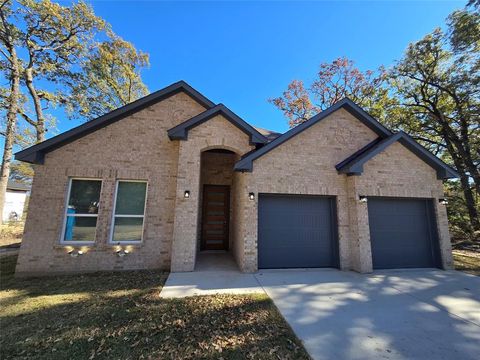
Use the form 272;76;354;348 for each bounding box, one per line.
55;242;96;248
108;241;143;246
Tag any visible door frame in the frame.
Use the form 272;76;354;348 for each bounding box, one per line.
200;184;230;251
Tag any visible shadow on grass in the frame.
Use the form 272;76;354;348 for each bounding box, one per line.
0;255;310;360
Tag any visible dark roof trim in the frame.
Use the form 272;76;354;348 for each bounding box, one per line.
336;131;459;179
168;104;268;145
234;97;392;171
15;81;215;164
335;137;384;173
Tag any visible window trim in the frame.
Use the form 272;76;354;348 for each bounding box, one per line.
60;177;102;245
109;180;148;245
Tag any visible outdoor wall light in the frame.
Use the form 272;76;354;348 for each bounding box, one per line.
116;248;130;257
184;190;190;198
248;192;255;201
439;198;448;205
68;249;84;258
359;195;368;203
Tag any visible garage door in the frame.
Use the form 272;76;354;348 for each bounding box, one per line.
368;198;440;269
258;194;338;269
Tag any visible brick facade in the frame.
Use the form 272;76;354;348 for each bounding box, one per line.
15;90;453;276
15;92;206;276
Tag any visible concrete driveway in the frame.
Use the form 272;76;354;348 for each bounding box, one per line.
255;269;480;360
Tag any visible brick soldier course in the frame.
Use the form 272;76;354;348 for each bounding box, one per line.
14;81;457;276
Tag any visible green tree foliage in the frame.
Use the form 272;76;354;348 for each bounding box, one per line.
270;2;479;239
9;160;33;183
18;0;106;142
389;5;479;234
68;35;149;119
0;0;149;219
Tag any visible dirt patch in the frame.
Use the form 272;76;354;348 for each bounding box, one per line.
0;222;24;248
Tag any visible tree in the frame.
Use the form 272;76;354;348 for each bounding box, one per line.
390;24;479;232
18;0;105;142
269;3;479;238
0;0;21;224
447;7;480;53
9;160;33;183
67;35;149;119
269;57;394;128
5;0;149;141
0;0;149;222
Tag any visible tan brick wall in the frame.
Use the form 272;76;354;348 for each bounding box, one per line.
240;109;452;272
16;92;207;276
242;108;379;272
17;97;454;276
355;141;452;270
231;171;250;271
200;152;236;186
170;115;254;271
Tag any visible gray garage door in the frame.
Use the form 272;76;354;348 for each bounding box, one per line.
258;194;338;269
368;198;440;269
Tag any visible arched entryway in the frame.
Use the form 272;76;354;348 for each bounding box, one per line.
196;148;241;270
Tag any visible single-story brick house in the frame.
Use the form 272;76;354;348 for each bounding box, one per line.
14;81;458;276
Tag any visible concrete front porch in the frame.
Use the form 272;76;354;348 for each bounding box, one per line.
160;252;264;298
194;252;239;271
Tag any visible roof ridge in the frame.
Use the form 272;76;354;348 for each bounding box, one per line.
167;103;268;145
336;131;458;179
15;81;216;164
234;97;392;172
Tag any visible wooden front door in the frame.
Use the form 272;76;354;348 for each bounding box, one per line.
201;185;230;250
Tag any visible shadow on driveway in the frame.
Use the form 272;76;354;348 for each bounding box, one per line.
255;268;480;360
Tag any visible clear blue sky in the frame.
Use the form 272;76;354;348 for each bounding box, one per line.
21;1;470;139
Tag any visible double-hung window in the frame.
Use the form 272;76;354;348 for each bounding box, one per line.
62;179;102;243
110;181;147;243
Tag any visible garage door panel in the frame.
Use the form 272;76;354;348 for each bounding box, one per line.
368;198;440;269
258;195;337;269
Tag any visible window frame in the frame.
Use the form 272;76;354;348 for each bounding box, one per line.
109;180;148;245
60;177;103;245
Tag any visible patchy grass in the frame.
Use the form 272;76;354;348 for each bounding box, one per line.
0;222;24;248
453;249;480;276
0;255;310;360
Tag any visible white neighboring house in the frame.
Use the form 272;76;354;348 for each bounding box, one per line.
3;181;30;222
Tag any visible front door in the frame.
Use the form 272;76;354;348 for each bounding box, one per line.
201;185;230;250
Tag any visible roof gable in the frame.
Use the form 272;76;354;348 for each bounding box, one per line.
234;98;392;171
15;81;215;164
336;131;459;179
167;104;268;145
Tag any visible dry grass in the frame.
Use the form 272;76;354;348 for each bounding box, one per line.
0;222;24;248
453;249;480;276
0;255;310;360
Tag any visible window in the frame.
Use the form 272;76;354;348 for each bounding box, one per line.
110;181;147;243
61;179;102;243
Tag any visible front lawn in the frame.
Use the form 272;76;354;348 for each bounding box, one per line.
0;222;24;248
0;255;309;360
453;249;480;276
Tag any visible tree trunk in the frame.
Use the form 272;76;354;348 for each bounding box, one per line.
458;171;480;232
25;67;45;143
444;136;480;232
0;46;20;225
431;106;480;232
